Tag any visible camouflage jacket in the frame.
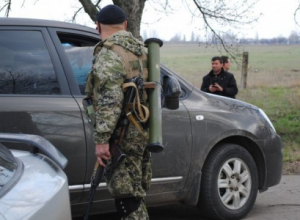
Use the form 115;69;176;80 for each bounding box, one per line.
90;31;148;144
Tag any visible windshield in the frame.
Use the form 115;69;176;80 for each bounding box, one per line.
0;143;22;198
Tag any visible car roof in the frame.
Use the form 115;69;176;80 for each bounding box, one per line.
0;17;98;34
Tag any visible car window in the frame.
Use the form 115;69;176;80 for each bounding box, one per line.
0;143;22;198
58;34;98;95
0;31;60;95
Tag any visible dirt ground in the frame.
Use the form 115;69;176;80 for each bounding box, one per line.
282;161;300;175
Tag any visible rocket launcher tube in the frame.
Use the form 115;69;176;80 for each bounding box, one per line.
144;38;164;153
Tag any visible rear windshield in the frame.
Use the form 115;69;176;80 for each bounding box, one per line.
0;143;23;198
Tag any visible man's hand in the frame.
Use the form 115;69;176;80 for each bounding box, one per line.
209;84;217;92
209;83;223;92
214;83;223;92
95;143;111;167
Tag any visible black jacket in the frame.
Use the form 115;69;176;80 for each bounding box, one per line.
200;68;238;99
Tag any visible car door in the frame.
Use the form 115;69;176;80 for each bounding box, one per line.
0;27;86;203
48;27;193;203
47;28;102;201
148;72;192;195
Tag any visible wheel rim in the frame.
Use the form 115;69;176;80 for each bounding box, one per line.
218;158;252;210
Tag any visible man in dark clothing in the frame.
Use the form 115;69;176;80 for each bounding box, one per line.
201;56;238;99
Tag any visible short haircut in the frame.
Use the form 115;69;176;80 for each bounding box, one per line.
211;56;223;64
221;56;229;63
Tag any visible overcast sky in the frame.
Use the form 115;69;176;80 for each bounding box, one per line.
1;0;299;40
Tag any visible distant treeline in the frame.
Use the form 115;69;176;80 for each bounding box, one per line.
165;35;300;45
143;31;300;45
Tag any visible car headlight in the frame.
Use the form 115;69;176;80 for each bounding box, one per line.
259;108;276;133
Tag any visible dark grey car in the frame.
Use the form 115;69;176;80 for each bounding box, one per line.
0;18;282;220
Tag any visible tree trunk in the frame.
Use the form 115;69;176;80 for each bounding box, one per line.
113;0;146;40
78;0;145;39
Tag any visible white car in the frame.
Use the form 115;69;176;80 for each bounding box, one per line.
0;134;71;220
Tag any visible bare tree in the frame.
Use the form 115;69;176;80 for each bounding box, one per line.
169;33;182;43
73;0;146;39
288;31;300;44
83;0;258;61
2;0;262;60
189;0;260;62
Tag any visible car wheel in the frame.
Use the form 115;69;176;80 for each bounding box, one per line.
198;143;258;220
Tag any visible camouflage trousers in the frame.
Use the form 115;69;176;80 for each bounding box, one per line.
105;129;152;218
105;130;152;198
122;199;149;220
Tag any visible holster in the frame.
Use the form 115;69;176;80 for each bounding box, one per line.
82;97;96;126
115;197;142;218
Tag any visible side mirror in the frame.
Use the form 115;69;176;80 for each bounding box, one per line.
162;75;181;110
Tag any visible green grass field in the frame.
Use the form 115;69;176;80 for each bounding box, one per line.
160;44;300;162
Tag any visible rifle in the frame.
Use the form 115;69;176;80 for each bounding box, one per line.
83;142;125;220
83;76;147;219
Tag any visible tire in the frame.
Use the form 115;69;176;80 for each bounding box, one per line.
198;143;258;220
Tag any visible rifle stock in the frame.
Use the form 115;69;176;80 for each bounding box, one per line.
110;142;126;166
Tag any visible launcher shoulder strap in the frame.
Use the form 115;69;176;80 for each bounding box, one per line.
121;81;149;138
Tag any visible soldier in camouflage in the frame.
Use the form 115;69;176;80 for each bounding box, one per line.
86;4;151;220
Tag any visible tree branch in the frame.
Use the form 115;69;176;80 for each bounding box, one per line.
72;7;83;22
294;3;300;27
94;0;101;10
189;0;260;64
0;3;9;13
2;0;12;17
78;0;99;22
21;0;26;7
